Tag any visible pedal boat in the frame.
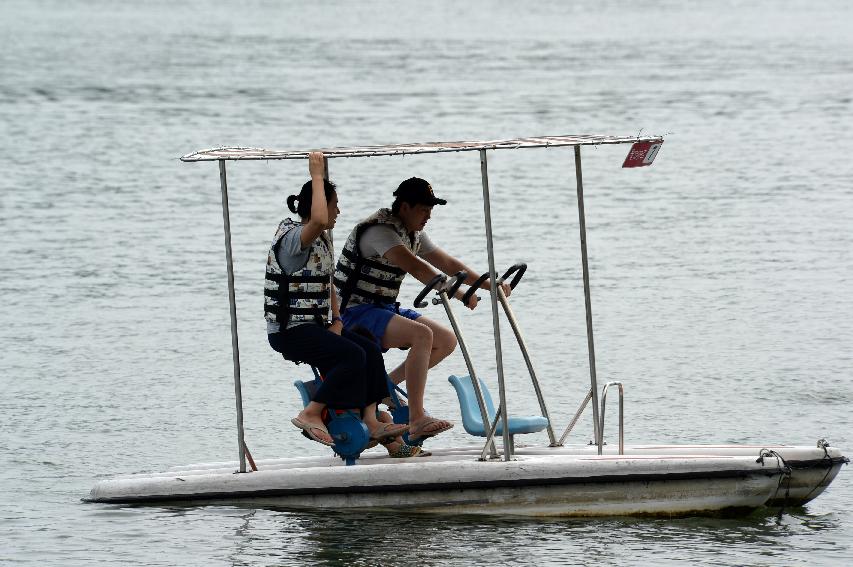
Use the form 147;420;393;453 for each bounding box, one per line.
86;135;847;516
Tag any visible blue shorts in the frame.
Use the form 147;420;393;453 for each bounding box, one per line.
341;303;421;349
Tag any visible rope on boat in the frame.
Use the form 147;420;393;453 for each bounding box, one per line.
795;439;845;506
756;448;792;521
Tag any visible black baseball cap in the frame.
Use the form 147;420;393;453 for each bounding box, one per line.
393;177;447;206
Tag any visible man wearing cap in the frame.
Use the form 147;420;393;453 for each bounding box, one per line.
333;177;511;441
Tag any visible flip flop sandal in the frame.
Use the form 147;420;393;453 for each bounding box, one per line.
385;443;422;458
408;417;454;442
369;422;409;441
291;417;334;447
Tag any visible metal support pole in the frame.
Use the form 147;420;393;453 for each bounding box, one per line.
479;149;512;460
480;405;503;461
496;288;557;445
323;156;333;245
558;389;593;445
219;160;247;473
437;290;497;458
574;146;602;454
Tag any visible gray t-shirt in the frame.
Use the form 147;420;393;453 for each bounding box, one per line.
267;223;325;334
276;223;312;274
336;226;438;307
358;225;437;258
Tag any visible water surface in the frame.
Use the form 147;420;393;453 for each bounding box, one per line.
1;1;851;565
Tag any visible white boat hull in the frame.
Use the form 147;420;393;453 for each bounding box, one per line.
87;449;794;516
518;443;847;506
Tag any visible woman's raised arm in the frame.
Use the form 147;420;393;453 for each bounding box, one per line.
300;151;329;247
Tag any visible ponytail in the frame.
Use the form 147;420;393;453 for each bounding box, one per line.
286;195;299;214
286;179;337;219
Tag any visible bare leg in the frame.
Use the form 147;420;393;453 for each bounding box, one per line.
381;315;453;440
382;315;434;424
362;403;381;430
415;316;457;365
387;316;457;385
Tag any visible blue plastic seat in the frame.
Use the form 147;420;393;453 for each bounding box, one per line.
448;374;549;437
294;379;316;408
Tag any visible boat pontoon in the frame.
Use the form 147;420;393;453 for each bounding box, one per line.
86;135;846;515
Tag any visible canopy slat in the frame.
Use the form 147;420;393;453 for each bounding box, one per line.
181;134;663;162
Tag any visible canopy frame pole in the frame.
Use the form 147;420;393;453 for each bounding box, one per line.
323;157;333;250
219;159;247;473
573;147;602;454
479;149;512;461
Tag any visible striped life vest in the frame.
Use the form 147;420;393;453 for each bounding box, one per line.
264;218;333;326
333;208;421;311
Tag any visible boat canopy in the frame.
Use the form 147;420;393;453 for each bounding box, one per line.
181;134;663;162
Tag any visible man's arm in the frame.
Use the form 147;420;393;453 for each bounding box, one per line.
422;248;475;284
383;245;442;285
422;248;512;302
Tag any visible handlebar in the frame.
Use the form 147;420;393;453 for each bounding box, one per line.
460;263;528;304
413;274;447;308
444;271;468;300
497;263;527;290
461;273;490;305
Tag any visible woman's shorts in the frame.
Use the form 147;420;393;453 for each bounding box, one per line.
341;303;421;348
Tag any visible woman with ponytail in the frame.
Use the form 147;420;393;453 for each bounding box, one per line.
264;152;410;449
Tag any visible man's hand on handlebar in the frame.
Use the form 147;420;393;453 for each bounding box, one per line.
499;281;512;298
462;291;478;310
458;281;508;308
479;279;511;298
454;263;525;309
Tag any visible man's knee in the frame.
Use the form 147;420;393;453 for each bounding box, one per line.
415;321;434;345
443;328;458;353
433;325;457;355
403;321;433;349
383;317;433;350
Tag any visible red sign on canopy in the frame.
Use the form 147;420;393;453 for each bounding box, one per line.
622;141;663;168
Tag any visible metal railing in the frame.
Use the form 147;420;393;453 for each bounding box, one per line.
599;381;624;455
558;381;625;455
